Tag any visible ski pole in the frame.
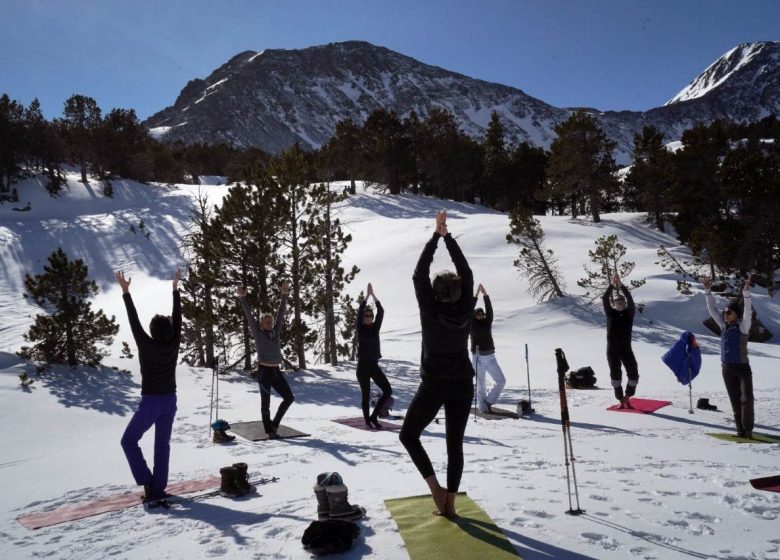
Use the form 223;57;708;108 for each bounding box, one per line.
688;361;694;414
525;343;532;411
473;346;480;421
209;366;215;436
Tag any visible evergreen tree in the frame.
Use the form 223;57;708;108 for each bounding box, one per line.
320;118;362;194
624;126;675;229
62;94;102;183
0;93;24;193
481;111;509;207
308;183;359;365
546;111;618;222
577;235;645;299
272;145;318;369
506;207;565;301
361;109;412;194
19;248;118;367
23;98;47;170
506;142;548;213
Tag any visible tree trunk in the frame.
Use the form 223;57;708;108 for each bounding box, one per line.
203;285;216;368
534;239;564;298
80;158;88;183
290;204;307;370
324;198;338;366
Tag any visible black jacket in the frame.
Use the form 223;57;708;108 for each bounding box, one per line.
356;299;384;362
603;285;635;348
470;295;495;353
123;291;182;395
413;233;475;381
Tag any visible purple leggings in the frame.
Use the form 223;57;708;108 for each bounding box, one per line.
120;393;177;498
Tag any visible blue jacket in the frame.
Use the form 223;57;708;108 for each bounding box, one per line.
661;330;702;384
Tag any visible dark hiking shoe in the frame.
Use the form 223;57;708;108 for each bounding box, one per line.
219;466;247;498
232;463;252;494
213;429;236;444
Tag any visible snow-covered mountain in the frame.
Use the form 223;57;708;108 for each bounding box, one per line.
144;40;780;163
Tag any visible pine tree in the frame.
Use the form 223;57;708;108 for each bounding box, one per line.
321;118;362;194
481;111;508;207
624;126;674;229
361;109;412;194
62;94;102;183
577;235;645;299
0;93;25;193
546;111;618;222
19;248;118;367
308;183;359;365
506;208;565;301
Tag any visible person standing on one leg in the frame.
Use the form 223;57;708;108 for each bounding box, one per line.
471;283;506;413
117;269;182;504
399;211;475;519
703;276;754;438
238;281;294;439
356;282;393;429
603;274;638;408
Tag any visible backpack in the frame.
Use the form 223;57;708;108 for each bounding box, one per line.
567;366;597;389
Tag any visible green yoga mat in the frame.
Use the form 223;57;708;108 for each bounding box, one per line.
385;493;521;560
708;433;780;444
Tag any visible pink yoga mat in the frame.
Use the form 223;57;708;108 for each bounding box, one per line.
607;398;671;414
18;476;221;530
333;417;402;431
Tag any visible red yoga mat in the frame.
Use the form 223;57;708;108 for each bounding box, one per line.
749;475;780;493
607;398;672;414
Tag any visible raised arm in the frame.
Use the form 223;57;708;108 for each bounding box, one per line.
171;269;182;338
413;232;439;308
356;297;367;332
237;287;260;336
702;277;725;329
115;271;149;343
442;234;472;298
484;294;493;324
275;281;289;335
740;279;752;335
620;285;635;315
602;284;614;314
374;299;384;330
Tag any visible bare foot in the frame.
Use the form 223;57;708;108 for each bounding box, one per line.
443;492;458;518
431;485;447;516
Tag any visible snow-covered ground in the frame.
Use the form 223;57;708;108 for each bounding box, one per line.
1;173;779;560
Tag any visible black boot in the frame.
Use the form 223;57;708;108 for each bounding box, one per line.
219;466;244;498
213;429;236;444
232;463;252;494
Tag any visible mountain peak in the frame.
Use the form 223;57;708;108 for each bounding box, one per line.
665;41;780;105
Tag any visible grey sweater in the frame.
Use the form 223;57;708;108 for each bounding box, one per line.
240;294;287;365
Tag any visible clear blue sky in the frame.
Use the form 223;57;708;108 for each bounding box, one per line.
2;0;778;120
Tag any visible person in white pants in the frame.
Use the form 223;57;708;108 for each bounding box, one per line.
470;284;506;412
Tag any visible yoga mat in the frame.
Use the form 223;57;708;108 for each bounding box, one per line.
18;476;220;530
607;398;671;414
332;417;402;431
707;433;780;444
470;407;519;420
385;493;522;560
749;475;780;493
230;421;309;441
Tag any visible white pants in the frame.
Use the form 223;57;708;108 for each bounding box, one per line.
472;353;506;411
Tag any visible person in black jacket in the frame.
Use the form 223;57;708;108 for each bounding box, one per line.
116;269;182;503
355;282;392;429
399;211;475;518
603;274;638;407
471;283;506;413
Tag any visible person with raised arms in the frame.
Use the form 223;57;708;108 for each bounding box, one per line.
603;274;638;408
116;268;182;506
400;210;475;518
355;282;392;429
471;283;506;413
237;280;294;439
703;276;755;438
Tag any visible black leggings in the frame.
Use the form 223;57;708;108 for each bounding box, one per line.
607;345;639;398
356;360;392;422
258;365;295;433
722;363;754;435
399;377;473;492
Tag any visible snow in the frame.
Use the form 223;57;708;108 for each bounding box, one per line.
1;173;779;559
666;44;765;105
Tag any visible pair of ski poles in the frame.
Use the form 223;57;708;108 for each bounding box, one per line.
555;348;584;515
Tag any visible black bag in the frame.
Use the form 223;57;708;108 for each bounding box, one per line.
302;519;360;556
567;366;597;389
